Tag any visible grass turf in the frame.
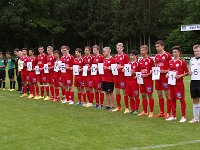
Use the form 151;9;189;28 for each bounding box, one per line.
0;76;200;150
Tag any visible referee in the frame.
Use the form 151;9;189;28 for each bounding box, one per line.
189;45;200;123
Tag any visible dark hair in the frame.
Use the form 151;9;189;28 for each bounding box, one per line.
92;45;100;51
38;45;44;49
22;48;28;51
29;49;34;53
61;45;70;50
6;51;11;55
54;50;60;55
14;48;19;52
155;40;165;46
85;46;91;51
130;50;138;56
75;48;82;53
172;46;181;52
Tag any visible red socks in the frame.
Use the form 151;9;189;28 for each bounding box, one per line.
149;98;154;112
135;98;140;112
86;91;90;103
167;99;172;114
172;100;176;117
124;96;128;108
180;100;186;117
82;93;86;103
95;92;99;105
90;92;94;104
40;85;44;97
130;98;135;111
45;86;49;96
142;99;148;113
23;84;27;94
78;92;82;103
100;92;104;105
70;91;74;101
50;86;54;98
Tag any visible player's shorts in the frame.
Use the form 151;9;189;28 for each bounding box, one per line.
190;80;200;99
53;72;61;87
102;81;114;92
37;72;47;83
126;80;139;97
140;77;154;94
93;76;102;90
114;76;126;89
28;71;37;84
155;74;169;91
47;72;54;84
74;76;84;88
21;70;28;82
8;68;15;79
170;82;185;100
61;74;73;86
0;70;6;80
83;76;94;88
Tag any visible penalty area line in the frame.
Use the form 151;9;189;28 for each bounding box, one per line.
114;139;200;150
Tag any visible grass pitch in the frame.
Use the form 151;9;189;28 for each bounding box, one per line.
0;76;200;150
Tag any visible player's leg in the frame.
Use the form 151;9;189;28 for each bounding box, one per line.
147;93;154;118
138;84;148;116
164;89;171;119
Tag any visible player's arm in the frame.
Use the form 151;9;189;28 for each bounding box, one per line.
176;61;189;79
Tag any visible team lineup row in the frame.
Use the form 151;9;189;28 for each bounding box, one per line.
0;40;200;124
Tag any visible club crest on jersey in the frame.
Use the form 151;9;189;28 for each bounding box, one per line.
79;61;81;63
147;87;152;92
120;58;122;60
67;59;69;61
120;82;125;87
108;61;110;63
162;56;165;60
145;62;148;65
176;64;179;67
133;66;136;69
177;92;182;98
96;59;98;61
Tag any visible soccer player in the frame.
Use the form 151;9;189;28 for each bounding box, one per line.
27;49;38;99
166;46;188;122
6;51;16;91
92;45;104;108
0;52;6;90
45;46;55;100
20;48;29;97
124;50;140;115
155;40;172;119
60;46;74;104
74;48;86;105
138;45;155;117
37;46;47;99
14;48;22;92
102;47;115;111
83;46;94;107
112;43;129;112
52;50;61;101
189;45;200;123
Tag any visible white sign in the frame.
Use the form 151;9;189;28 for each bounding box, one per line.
111;64;118;75
27;62;32;71
35;66;40;75
91;64;97;75
136;72;144;84
98;63;104;74
61;63;66;73
44;64;49;73
168;71;177;85
124;64;132;76
73;65;79;75
152;67;160;80
54;62;59;72
181;24;200;32
82;66;88;76
20;61;24;69
191;64;200;80
58;61;62;70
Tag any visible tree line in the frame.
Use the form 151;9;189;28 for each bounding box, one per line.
0;0;200;54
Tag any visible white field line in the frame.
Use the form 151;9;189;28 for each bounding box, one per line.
114;139;200;150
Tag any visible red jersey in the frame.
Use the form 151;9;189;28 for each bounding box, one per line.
60;54;74;75
20;56;29;71
114;53;129;76
169;58;188;83
155;52;172;71
83;55;93;76
126;61;140;81
46;55;55;73
93;54;104;76
102;56;115;82
74;57;84;76
37;53;47;69
28;56;38;71
139;57;154;75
